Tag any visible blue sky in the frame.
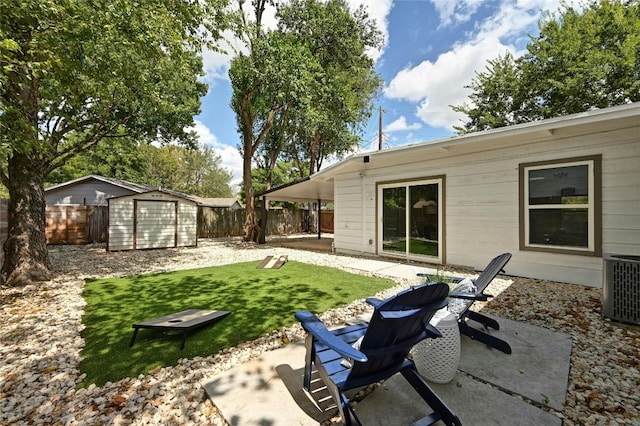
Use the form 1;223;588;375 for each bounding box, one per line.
193;0;570;189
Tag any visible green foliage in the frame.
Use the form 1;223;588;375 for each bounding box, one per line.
452;52;523;133
46;138;149;185
251;161;301;195
141;144;233;197
275;0;383;173
0;0;224;172
47;141;235;198
0;0;230;285
80;261;396;386
454;0;640;134
383;239;438;257
228;0;382;240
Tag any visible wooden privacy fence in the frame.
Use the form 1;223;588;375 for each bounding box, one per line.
198;207;245;238
198;207;312;238
46;205;108;244
320;210;334;233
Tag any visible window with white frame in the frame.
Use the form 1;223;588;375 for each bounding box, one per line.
520;156;601;256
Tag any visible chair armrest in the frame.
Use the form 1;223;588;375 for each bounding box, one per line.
365;297;383;307
450;276;479;284
294;311;368;363
424;323;442;339
449;291;491;301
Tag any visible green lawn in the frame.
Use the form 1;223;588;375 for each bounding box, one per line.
80;260;396;386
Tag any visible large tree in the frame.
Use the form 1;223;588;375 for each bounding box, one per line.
276;0;382;174
454;0;640;134
229;0;381;242
0;0;228;286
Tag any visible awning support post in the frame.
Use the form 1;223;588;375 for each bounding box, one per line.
259;196;266;244
317;198;321;240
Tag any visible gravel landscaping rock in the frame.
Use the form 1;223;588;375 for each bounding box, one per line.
1;238;639;425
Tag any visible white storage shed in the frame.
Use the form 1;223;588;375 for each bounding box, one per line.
108;190;198;251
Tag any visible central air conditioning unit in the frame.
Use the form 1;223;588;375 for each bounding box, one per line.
602;254;640;325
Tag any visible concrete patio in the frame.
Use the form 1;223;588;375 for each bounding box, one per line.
203;260;572;426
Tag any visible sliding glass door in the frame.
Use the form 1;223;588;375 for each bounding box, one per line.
379;178;443;262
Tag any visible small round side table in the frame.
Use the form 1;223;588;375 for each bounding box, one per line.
411;308;461;384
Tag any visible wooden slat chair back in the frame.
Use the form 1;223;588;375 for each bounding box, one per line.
295;282;462;426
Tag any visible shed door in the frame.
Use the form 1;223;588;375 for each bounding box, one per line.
134;200;178;249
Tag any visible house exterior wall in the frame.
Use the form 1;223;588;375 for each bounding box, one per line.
108;191;197;251
45;179;138;205
333;126;640;287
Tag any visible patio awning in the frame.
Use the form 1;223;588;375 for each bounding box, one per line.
258;177;334;203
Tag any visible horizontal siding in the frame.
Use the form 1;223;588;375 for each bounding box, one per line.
136;200;176;249
177;203;197;247
108;198;134;250
333;124;640;287
601;138;640;261
46;180;137;206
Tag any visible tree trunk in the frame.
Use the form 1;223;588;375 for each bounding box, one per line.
1;153;53;286
240;92;261;243
309;131;321;174
242;173;261;242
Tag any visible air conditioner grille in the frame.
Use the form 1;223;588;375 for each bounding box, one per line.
603;255;640;325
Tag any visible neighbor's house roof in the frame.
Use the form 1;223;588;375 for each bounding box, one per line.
194;197;244;208
45;174;154;194
260;102;640;203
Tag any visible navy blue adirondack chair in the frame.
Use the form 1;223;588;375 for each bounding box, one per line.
447;253;513;354
295;282;462;426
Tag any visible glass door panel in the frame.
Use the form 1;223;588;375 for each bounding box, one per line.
381;187;406;254
409;184;439;257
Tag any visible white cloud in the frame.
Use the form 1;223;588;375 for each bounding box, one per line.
191;121;244;189
385;116;422;132
385;0;574;131
385;36;510;129
430;0;483;27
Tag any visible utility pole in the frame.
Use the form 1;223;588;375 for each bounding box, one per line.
378;105;384;150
